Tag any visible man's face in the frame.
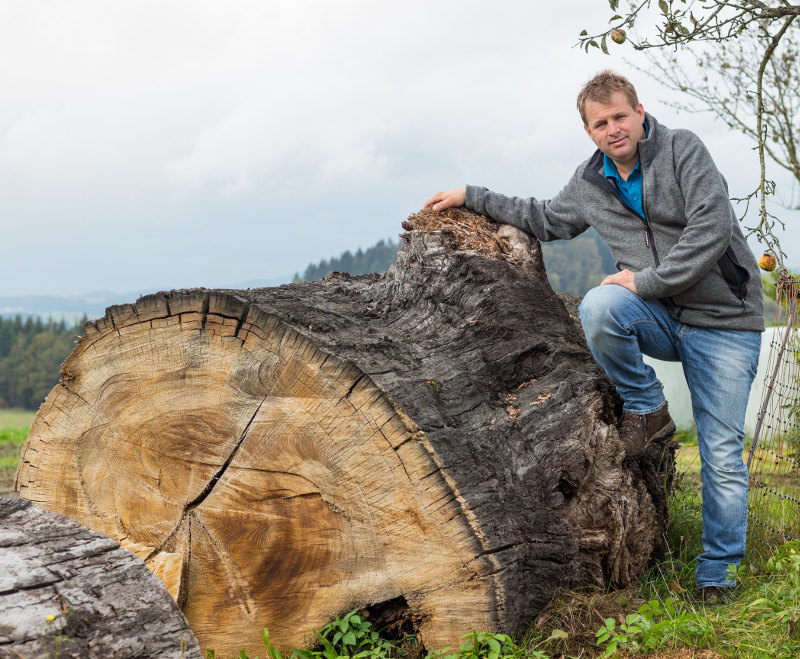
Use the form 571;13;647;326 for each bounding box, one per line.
583;91;646;173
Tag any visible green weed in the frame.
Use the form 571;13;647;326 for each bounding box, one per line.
312;610;404;659
426;631;531;659
209;611;409;659
594;598;711;657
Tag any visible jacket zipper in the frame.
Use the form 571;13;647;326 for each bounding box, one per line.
643;225;657;264
640;165;684;319
639;173;660;267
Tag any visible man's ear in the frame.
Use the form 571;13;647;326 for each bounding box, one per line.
583;123;591;137
637;103;645;121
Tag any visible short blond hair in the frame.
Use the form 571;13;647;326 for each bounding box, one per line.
577;70;639;125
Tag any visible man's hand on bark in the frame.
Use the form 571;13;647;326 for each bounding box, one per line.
423;188;466;212
601;269;638;294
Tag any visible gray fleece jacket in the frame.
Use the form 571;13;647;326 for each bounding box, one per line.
465;112;764;331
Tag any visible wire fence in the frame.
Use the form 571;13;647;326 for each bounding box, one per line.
747;273;800;551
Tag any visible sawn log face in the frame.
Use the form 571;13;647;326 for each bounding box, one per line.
15;208;673;655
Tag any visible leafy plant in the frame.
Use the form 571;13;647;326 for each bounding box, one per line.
313;609;402;659
595;598;711;658
425;631;542;659
262;629;284;659
767;540;800;576
245;611;406;659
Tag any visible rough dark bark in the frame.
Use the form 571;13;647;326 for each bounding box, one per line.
15;208;674;655
0;497;200;659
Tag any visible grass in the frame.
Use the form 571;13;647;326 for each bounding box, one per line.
0;426;31;446
0;409;35;443
0;409;33;494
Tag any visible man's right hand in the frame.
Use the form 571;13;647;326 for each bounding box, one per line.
423;187;466;212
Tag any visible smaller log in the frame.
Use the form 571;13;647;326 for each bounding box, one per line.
0;497;200;659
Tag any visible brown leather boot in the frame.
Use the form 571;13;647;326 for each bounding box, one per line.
699;585;736;605
617;404;675;457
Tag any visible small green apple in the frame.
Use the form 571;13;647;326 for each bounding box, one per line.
610;28;627;44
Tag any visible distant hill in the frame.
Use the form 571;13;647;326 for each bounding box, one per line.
0;292;126;324
0;276;294;324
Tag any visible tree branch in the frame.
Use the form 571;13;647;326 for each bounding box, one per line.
753;15;795;259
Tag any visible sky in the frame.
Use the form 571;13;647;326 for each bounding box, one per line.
2;0;798;298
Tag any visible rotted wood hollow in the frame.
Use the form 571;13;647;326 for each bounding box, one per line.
16;209;673;656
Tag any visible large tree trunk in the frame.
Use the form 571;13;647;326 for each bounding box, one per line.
15;209;673;656
0;497;200;659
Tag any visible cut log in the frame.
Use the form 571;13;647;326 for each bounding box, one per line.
15;208;674;656
0;496;200;658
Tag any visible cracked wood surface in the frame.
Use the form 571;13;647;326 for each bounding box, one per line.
0;497;200;659
14;208;674;655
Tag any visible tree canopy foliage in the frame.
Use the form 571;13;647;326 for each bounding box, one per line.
582;0;800;264
0;316;81;410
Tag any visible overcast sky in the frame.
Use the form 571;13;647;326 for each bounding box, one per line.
2;0;798;298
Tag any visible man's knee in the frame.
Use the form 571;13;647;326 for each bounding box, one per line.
578;285;633;339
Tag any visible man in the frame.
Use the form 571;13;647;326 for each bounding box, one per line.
423;70;763;604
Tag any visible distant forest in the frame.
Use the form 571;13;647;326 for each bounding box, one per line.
0;233;783;412
541;228;616;296
0;316;83;410
295;229;617;297
1;231;616;411
295;239;401;282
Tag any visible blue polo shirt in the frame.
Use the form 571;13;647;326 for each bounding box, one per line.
604;121;648;219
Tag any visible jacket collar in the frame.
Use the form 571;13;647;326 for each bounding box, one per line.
638;111;658;167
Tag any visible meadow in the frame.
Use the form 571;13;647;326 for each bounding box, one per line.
3;414;799;658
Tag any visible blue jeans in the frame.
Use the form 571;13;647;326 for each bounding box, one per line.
578;285;761;588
